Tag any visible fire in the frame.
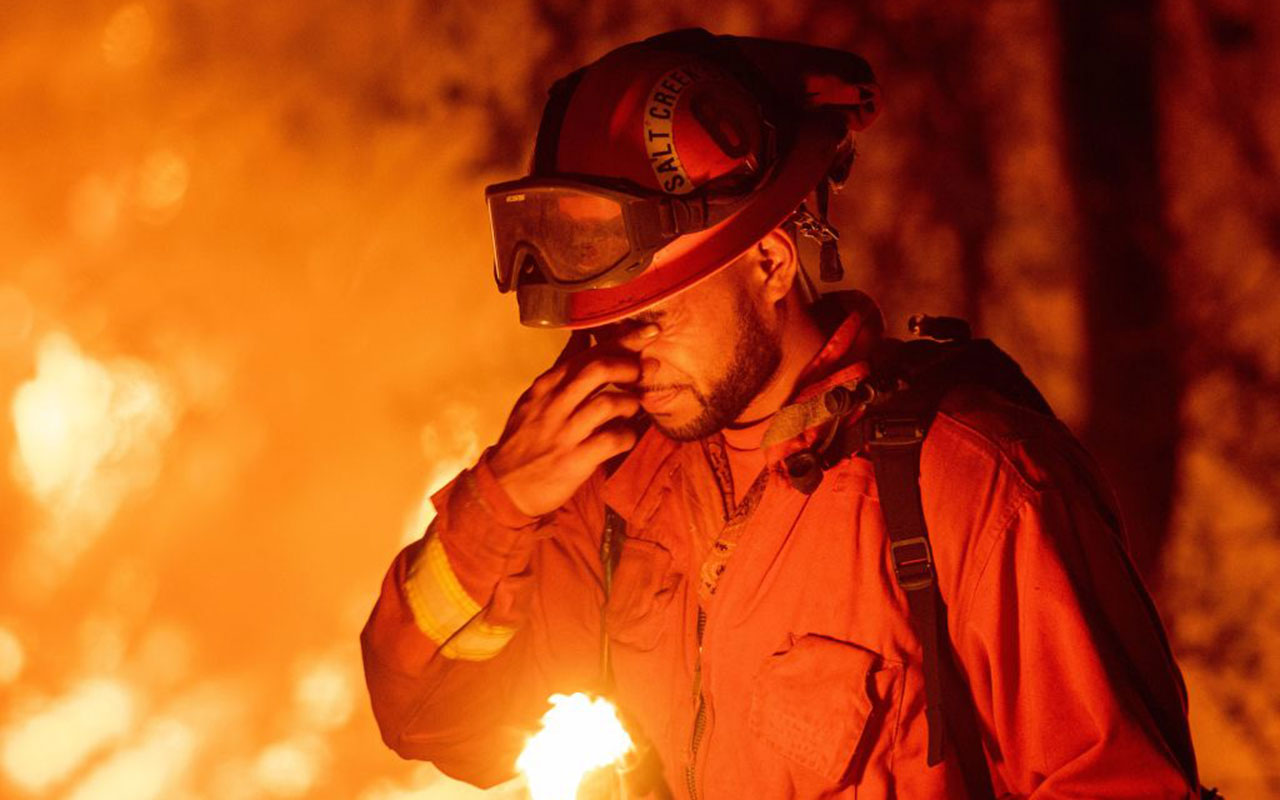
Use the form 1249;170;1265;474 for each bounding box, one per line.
0;626;23;685
0;678;136;792
516;693;634;800
9;332;176;577
135;148;191;223
101;3;154;68
401;411;482;545
253;735;327;797
63;719;197;800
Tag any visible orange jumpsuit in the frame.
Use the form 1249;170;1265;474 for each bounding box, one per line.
360;306;1200;798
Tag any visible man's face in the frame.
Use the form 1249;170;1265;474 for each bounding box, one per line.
595;260;783;441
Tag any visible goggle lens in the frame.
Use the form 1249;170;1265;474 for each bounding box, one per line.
488;187;631;287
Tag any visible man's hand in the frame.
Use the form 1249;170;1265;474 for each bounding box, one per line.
488;325;658;517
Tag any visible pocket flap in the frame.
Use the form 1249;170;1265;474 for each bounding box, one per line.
749;633;900;784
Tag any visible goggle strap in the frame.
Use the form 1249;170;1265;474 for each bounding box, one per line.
658;193;752;238
660;196;710;236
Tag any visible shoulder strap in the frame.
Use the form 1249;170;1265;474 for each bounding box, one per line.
862;331;1052;796
860;330;1049;793
863;411;996;798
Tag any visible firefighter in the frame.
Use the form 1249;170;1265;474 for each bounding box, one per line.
361;29;1202;798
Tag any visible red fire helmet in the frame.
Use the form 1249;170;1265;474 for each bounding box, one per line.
487;28;881;329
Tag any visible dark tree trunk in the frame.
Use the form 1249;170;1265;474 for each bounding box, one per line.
1058;0;1181;581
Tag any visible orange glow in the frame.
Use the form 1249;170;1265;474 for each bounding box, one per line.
101;3;154;68
135;149;190;223
0;626;23;685
402;414;482;545
401;457;475;546
67;173;124;243
516;693;633;800
294;656;357;731
134;624;194;688
0;286;34;346
254;735;328;797
1;679;136;792
63;719;197;800
10;333;175;573
356;763;524;799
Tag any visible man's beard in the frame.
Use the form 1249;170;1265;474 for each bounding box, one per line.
654;293;783;442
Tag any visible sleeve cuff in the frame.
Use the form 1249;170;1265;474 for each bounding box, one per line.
428;449;546;583
467;451;542;530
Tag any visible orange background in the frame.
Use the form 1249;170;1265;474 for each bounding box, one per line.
0;2;1276;797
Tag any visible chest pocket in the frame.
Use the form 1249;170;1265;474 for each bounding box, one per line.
749;633;902;786
604;536;682;652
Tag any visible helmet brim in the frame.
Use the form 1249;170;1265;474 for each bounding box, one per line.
515;110;848;329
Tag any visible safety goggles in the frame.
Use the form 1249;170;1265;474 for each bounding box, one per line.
486;175;757;293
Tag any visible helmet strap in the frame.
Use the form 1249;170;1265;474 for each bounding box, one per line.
791;184;844;286
815;180;843;282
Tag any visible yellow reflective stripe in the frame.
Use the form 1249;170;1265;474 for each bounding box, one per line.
425;529;482;618
440;618;518;661
404;534;481;645
403;533;518;661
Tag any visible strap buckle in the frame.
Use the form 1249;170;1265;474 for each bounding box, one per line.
869;417;926;447
890;535;935;591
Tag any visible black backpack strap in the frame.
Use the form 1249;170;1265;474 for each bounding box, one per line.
863;415;943;759
864;410;996;798
857;329;1048;796
853;332;1045;797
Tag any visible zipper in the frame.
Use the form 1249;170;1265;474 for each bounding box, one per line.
686;606;707;800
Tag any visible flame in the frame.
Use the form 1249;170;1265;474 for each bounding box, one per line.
0;285;34;345
68;172;124;242
401;456;475;546
356;762;520;800
63;718;197;800
401;411;482;545
9;332;176;576
101;3;154;68
516;693;634;800
135;148;190;223
254;735;327;797
0;678;136;792
293;656;356;731
0;626;24;685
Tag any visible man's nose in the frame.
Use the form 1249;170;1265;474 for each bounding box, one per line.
639;357;662;384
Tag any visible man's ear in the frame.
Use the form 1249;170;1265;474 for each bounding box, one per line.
754;227;800;304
